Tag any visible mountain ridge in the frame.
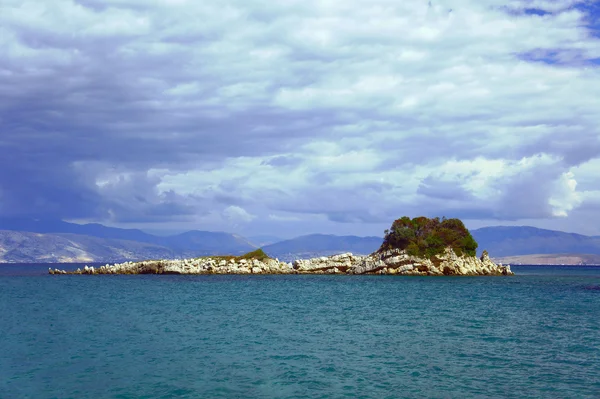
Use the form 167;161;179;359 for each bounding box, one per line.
262;234;383;261
2;218;600;264
471;226;600;257
0;230;175;263
0;217;257;259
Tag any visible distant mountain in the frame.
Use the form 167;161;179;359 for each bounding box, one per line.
263;234;382;260
262;227;600;262
0;218;257;262
0;230;175;263
248;235;283;247
160;231;255;255
471;226;600;257
0;217;160;244
4;218;600;264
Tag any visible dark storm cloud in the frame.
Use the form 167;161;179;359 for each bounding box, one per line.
0;163;104;219
0;14;346;222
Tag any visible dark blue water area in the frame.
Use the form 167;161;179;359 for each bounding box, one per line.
1;265;599;398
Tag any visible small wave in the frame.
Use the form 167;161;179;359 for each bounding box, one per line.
582;285;600;292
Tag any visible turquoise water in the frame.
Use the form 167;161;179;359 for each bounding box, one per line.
1;265;599;399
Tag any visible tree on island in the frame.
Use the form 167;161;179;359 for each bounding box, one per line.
379;216;478;258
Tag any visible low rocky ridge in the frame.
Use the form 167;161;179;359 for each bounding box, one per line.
49;248;512;276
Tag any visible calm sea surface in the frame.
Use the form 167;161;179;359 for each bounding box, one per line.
1;264;599;399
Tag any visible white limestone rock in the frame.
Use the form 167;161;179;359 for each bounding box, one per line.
49;247;512;276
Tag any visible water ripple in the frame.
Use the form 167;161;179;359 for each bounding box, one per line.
0;269;599;398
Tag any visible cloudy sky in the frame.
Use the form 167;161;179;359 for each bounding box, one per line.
1;0;599;238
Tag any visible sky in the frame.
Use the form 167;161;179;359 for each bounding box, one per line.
1;0;600;238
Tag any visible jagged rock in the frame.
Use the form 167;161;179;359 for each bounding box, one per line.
293;252;357;273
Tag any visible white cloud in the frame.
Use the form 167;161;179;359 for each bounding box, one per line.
549;171;581;217
222;206;256;223
1;0;600;234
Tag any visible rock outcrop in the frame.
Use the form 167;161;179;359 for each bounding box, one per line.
49;248;512;276
291;248;511;276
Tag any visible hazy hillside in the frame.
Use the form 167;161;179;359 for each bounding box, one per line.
0;229;258;263
471;226;600;257
0;231;175;263
0;217;159;243
0;218;257;262
160;231;255;255
265;226;600;261
263;234;383;260
248;235;283;247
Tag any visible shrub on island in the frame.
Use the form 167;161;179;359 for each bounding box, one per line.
378;216;478;258
236;248;271;261
194;248;272;262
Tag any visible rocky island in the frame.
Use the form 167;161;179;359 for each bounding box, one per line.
49;217;513;276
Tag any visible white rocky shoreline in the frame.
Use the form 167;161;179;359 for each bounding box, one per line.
49;248;513;276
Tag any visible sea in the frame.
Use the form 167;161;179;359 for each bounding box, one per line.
1;264;599;399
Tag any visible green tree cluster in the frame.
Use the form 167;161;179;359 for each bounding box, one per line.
379;216;478;258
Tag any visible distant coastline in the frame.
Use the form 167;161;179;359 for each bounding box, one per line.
493;253;600;266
